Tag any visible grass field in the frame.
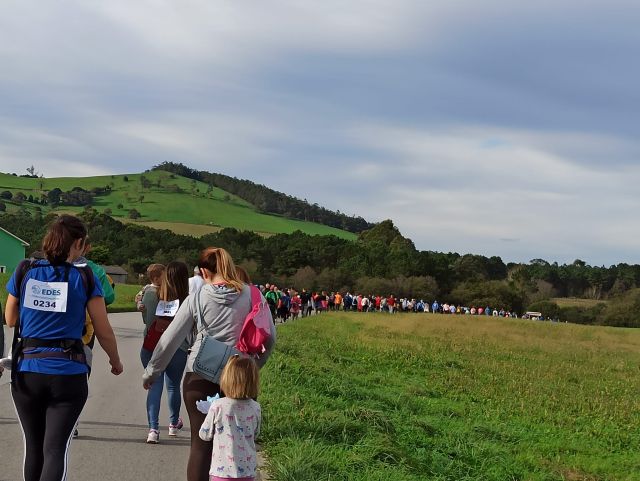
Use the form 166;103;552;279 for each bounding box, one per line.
0;171;357;240
551;298;608;308
260;312;640;481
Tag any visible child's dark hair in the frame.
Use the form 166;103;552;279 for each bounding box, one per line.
41;215;87;265
158;261;190;304
220;355;259;399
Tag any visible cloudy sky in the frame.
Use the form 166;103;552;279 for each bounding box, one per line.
1;1;638;266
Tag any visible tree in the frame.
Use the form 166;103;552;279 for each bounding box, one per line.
89;244;111;264
138;195;144;203
116;203;124;209
14;191;26;204
0;190;12;200
26;165;36;176
123;175;129;182
47;188;62;206
28;194;34;203
0;202;5;212
128;208;141;219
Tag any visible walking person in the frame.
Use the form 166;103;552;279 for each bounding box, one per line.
142;247;276;481
4;214;123;481
140;261;190;443
199;355;261;481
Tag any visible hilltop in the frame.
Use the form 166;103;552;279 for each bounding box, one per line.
0;170;357;240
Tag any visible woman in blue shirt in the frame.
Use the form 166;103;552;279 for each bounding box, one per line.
4;215;123;481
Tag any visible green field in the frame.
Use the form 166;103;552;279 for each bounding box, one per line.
551;298;608;309
0;171;356;239
260;312;640;481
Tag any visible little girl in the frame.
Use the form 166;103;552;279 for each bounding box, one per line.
199;355;261;481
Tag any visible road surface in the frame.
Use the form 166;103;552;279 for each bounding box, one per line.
0;312;268;481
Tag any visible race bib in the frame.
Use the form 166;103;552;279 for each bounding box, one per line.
23;279;68;313
155;299;180;317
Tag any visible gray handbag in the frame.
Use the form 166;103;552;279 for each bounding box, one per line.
192;288;241;384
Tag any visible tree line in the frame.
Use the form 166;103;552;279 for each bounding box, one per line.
152;162;374;233
1;209;639;327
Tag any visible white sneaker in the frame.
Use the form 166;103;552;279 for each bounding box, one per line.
146;429;159;444
168;418;183;436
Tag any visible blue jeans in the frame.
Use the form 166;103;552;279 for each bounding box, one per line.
140;347;187;430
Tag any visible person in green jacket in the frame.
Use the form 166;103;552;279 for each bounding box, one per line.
75;241;115;346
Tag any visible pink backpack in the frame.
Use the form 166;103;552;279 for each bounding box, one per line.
236;285;273;355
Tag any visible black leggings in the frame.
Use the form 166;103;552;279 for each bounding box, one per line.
183;372;221;481
12;372;88;481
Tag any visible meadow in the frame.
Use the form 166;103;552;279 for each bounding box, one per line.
260;312;640;481
0;171;356;239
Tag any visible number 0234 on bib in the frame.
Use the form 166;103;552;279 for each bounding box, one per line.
23;279;69;313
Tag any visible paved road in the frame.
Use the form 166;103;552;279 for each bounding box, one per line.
0;312;267;481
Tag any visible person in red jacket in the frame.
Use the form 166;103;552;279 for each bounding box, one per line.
387;295;396;314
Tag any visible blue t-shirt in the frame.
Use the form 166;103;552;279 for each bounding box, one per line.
7;261;103;375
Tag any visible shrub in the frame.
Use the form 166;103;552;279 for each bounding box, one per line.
527;300;561;319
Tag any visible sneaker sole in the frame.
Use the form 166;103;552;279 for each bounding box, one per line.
146;439;159;444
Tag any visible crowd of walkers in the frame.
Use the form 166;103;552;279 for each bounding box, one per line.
258;285;520;320
1;214;275;481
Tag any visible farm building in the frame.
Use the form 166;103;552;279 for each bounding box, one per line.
0;227;29;273
104;265;128;284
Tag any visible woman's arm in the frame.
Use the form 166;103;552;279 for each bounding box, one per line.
141;288;159;328
87;296;123;375
256;315;277;369
4;295;19;328
143;298;194;388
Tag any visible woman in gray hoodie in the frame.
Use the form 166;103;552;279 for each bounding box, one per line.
142;247;275;481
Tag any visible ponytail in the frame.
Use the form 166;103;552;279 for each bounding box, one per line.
198;247;244;292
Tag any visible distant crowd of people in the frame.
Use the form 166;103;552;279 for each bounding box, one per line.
255;284;521;321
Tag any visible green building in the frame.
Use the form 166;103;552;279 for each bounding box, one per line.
0;227;29;273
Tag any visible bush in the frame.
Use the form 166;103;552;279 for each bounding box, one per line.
527;300;561;319
0;191;12;200
558;305;604;325
450;280;525;311
0;202;5;212
128;208;141;219
602;289;640;327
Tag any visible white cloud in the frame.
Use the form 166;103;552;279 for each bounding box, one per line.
0;0;639;265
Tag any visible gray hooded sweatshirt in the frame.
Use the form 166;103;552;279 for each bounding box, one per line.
142;283;276;384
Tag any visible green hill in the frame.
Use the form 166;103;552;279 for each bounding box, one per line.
0;170;356;240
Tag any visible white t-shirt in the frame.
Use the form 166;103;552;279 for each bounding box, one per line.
188;275;204;295
199;397;261;478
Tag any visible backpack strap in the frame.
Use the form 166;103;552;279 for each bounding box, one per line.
10;259;37;381
194;285;207;336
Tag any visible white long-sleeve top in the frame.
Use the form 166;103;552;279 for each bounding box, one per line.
199;397;261;478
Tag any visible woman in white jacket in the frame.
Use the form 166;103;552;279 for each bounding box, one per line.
143;247;275;481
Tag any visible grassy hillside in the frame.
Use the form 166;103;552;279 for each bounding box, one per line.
261;312;640;480
0;171;356;240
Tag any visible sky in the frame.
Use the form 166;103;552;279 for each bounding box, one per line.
1;1;639;266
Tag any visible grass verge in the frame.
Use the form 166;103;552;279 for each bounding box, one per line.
260;312;640;481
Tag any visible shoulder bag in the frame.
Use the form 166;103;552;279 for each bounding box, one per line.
192;288;242;384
